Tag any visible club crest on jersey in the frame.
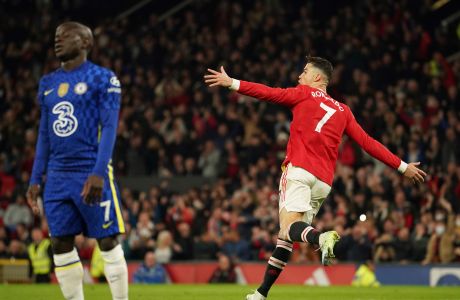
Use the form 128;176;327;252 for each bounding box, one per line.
74;82;88;95
58;83;69;97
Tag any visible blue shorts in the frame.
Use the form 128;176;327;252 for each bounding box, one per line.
43;169;125;239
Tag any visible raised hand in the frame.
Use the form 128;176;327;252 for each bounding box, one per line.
204;66;233;87
403;162;427;184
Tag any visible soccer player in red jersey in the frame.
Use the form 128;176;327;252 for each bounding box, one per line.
205;57;426;300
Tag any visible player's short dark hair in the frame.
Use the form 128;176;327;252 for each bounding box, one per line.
59;21;94;51
306;56;333;84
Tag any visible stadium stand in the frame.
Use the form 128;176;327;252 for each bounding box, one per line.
0;0;459;271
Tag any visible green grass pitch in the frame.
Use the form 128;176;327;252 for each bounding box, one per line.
0;284;458;300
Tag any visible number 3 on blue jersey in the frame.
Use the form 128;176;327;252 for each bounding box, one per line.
52;101;78;137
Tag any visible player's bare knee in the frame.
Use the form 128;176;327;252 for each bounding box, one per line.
97;235;119;251
51;236;75;254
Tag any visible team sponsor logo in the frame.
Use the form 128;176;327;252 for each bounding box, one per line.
44;89;54;96
107;87;121;93
430;268;460;286
110;76;120;87
52;101;78;137
74;82;88;95
108;76;121;93
58;83;69;97
304;267;331;286
102;220;114;229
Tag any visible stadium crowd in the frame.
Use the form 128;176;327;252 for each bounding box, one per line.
0;0;459;274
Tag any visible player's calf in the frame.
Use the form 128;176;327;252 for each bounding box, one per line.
98;238;128;300
53;247;84;300
287;221;321;244
287;221;340;266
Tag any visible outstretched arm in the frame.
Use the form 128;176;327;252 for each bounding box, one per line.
204;66;304;107
345;109;426;184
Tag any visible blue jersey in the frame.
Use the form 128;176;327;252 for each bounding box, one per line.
30;61;125;238
31;61;121;183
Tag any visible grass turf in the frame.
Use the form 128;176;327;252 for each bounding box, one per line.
0;284;458;300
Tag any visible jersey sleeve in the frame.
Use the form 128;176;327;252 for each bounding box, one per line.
235;80;306;108
344;107;401;169
91;72;121;177
30;78;50;185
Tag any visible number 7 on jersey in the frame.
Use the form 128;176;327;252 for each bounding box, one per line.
315;102;336;132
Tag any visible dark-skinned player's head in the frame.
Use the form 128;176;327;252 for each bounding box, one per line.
55;22;93;62
298;56;333;87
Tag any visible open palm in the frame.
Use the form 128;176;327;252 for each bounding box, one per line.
204;66;232;87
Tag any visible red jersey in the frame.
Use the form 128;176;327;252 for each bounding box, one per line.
235;80;402;186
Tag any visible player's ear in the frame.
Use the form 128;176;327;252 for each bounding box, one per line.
79;33;93;52
314;72;322;82
81;37;90;51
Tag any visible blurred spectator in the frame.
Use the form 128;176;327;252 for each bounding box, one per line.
352;261;380;287
0;0;459;264
3;195;32;229
423;199;457;264
27;227;52;283
198;141;221;178
441;128;459;169
133;251;167;284
208;254;237;283
0;226;9;251
128;212;155;259
90;244;105;283
15;223;31;244
453;218;460;262
173;222;194;260
221;229;251;261
167;197;194;227
155;230;173;264
194;231;219;260
0;240;7;257
394;228;413;262
6;239;28;259
250;227;275;261
411;224;429;262
337;224;372;262
374;234;396;263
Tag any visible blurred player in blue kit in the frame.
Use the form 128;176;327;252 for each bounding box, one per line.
26;22;128;300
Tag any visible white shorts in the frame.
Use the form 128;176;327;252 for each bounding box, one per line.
278;163;331;224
